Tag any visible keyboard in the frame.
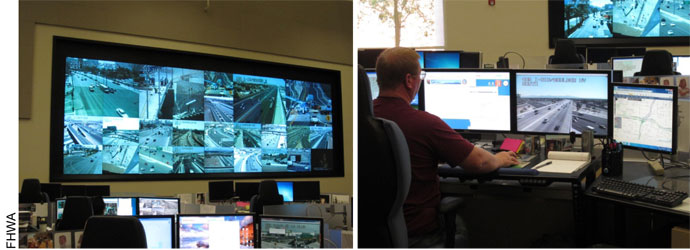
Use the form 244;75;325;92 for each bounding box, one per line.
592;177;688;207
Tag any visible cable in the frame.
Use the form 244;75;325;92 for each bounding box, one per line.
324;238;338;248
640;149;660;161
503;51;526;69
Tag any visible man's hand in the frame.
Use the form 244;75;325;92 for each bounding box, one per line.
495;151;520;167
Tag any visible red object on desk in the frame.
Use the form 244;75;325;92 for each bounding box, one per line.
500;138;524;153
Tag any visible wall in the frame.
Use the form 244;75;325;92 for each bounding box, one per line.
18;24;353;196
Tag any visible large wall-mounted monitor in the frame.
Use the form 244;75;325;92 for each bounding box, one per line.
514;70;611;137
612;83;677;154
259;216;323;248
422;69;512;132
178;214;255;248
548;1;690;47
49;37;344;182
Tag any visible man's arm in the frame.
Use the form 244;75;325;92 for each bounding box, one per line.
458;147;520;174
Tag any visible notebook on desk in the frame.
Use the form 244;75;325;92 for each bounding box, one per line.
532;151;590;174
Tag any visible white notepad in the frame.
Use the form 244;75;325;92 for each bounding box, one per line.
535;151;591;174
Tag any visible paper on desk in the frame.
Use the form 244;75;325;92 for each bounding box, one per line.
535;151;590;174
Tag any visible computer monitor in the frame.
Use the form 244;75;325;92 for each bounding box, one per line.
673;55;690;75
417;51;425;68
422;69;512;132
611;56;644;78
208;181;235;202
137;215;175;249
177;214;255;248
40;183;62;202
424;51;461;69
235;182;260;201
515;70;611;137
276;182;294;202
293;181;320;202
137;197;180;215
102;197;137;216
259;216;323;248
61;185;87;196
56;198;65;220
612;83;677;154
365;69;419;107
84;185;110;196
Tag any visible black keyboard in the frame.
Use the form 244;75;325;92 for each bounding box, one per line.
592;177;688;207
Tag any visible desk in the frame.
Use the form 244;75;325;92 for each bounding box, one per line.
584;161;690;247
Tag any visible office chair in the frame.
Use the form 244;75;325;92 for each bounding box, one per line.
55;196;93;230
634;50;679;76
358;64;411;248
18;179;49;203
548;39;585;64
249;180;284;215
81;216;147;248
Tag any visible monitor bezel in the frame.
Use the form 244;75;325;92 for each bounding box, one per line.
49;36;345;182
611;83;678;154
176;213;257;249
136;214;176;249
136;197;181;216
419;68;514;133
511;69;613;138
258;215;324;249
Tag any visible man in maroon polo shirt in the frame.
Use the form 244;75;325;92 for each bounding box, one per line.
373;47;519;247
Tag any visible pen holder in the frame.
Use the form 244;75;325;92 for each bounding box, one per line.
601;144;623;177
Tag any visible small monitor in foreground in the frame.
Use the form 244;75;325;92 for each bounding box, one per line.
259;216;323;248
137;197;180;215
137;215;175;249
612;84;677;154
515;70;610;136
178;214;255;249
102;197;137;216
276;182;294;202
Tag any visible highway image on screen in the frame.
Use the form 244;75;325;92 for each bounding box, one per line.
139;146;173;174
102;145;140;174
234;123;261;148
102;117;139;146
178;215;254;249
260;218;321;248
64;116;103;146
205;122;234;148
234;148;262;173
287;126;310;149
613;86;674;152
565;0;613;38
261;149;288;172
612;0;689;37
204;96;233;122
64;144;102;174
309;127;333;149
234;75;287;124
287;149;311;172
204;71;233;98
139;120;173;147
262;124;287;149
173;121;205;147
173;147;205;173
139;198;179;215
204;147;234;173
285;80;332;126
516;73;609;135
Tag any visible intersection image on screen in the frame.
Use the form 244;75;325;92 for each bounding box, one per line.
260;218;321;248
62;56;336;176
516;72;609;136
139;198;179;215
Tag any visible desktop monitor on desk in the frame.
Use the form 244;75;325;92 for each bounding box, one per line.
137;215;175;249
612;83;677;154
276;182;294;202
422;69;512;132
208;181;235;202
424;51;461;69
137;197;180;215
235;182;260;201
259;216;323;248
102;197;137;216
293;181;320;202
177;214;255;248
612;55;690;77
365;69;420;108
514;70;611;137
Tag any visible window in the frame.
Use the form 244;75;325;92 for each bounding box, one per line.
357;0;444;48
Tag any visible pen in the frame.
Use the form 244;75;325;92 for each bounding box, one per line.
533;161;552;170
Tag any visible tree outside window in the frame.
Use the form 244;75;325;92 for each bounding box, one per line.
358;0;444;48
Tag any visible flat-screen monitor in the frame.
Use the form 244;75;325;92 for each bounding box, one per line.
40;183;62;202
56;198;65;220
208;181;235;202
102;197;137;216
422;69;512;132
417;51;425;68
259;216;323;248
137;197;180;215
177;214;255;249
612;57;643;78
612;83;677;154
424;51;461;69
61;185;86;196
276;182;294;202
50;36;344;182
673;55;690;75
515;70;611;136
137;215;175;249
84;185;110;196
235;182;260;201
365;69;419;107
293;181;320;202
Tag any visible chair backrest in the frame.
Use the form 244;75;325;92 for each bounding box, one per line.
635;50;677;76
250;180;284;215
56;196;93;231
357;65;411;248
549;39;585;64
81;216;147;248
19;179;49;204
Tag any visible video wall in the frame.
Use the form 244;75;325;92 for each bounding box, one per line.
51;37;343;181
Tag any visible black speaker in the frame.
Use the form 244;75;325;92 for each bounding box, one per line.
601;142;623;176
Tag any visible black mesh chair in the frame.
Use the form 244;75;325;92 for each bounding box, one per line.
250;180;284;215
18;179;49;204
55;196;93;230
549;39;585;64
81;216;147;248
634;50;679;76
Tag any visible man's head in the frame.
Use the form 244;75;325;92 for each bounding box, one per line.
59;235;67;245
375;47;423;102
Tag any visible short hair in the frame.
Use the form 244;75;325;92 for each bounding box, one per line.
375;47;421;90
